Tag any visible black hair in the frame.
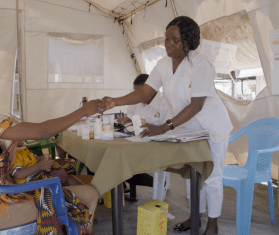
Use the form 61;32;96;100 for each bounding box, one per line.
166;16;200;56
133;74;149;86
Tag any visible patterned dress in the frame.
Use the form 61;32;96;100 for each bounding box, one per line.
0;115;92;234
0;116;34;219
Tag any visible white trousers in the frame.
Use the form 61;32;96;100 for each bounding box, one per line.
189;135;229;218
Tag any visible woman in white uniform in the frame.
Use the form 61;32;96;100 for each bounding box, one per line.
117;74;171;126
103;16;232;235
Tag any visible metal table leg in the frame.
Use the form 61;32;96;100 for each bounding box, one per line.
111;183;124;235
190;166;200;235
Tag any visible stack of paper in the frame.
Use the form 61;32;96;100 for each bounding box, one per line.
126;128;209;143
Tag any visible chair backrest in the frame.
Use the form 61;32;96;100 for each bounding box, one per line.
0;178;71;232
242;117;279;173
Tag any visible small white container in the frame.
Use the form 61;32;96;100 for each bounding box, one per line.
102;116;114;140
94;118;102;140
132;115;144;136
81;125;90;140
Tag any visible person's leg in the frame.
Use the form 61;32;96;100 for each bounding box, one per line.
50;169;68;186
174;181;205;231
0;201;37;230
174;136;229;233
125;173;153;187
123;181;130;193
64;185;98;234
202;136;229;235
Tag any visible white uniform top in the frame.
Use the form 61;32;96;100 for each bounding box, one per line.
145;50;233;143
126;92;172;126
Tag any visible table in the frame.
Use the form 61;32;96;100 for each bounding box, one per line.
56;131;213;235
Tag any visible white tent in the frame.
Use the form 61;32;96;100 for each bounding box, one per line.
0;0;278;182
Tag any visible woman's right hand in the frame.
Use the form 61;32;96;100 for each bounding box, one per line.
38;159;54;172
102;97;116;111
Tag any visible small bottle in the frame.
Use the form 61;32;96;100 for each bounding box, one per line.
89;125;94;139
102;116;113;140
82;97;88;105
80;97;88;108
94;118;102;140
81;97;89;123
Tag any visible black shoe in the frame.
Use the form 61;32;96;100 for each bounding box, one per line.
174;220;201;231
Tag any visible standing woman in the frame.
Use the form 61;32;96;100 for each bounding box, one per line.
103;16;232;235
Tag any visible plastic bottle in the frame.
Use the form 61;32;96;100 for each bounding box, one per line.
94;118;102;140
102;116;113;140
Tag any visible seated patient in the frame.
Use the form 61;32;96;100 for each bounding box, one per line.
118;74;172;192
12;143;75;186
0;99;103;235
117;74;171;126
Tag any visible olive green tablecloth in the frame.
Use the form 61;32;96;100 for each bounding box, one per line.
56;131;213;196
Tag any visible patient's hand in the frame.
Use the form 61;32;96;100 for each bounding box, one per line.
36;154;51;162
83;100;104;116
117;117;131;125
102;97;115;111
38;159;54;172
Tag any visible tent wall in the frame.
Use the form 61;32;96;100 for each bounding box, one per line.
0;0;278;180
0;5;17;116
221;1;279;180
124;0;278;180
0;0;137;122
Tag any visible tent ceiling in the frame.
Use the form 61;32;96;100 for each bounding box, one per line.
85;0;159;19
92;0;127;11
84;0;261;71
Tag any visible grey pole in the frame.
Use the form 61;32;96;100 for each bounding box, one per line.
111;184;124;235
190;166;200;235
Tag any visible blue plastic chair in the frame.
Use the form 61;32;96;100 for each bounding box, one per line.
0;177;78;235
223;117;279;235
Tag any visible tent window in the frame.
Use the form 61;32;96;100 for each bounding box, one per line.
11;49;21;119
215;68;266;99
48;37;104;83
200;11;266;100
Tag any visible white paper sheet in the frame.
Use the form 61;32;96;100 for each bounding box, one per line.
125;128;209;143
125;136;151;142
200;39;237;74
132;115;144;136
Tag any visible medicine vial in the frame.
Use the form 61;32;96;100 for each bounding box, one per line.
89;125;94;139
94;118;102;139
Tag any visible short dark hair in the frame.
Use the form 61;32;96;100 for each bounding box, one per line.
166;16;200;55
133;74;149;86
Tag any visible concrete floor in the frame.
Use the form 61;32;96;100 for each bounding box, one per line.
94;173;279;235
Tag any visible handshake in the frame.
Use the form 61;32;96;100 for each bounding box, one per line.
81;97;116;117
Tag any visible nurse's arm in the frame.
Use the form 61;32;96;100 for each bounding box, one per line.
161;97;206;132
103;84;156;110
